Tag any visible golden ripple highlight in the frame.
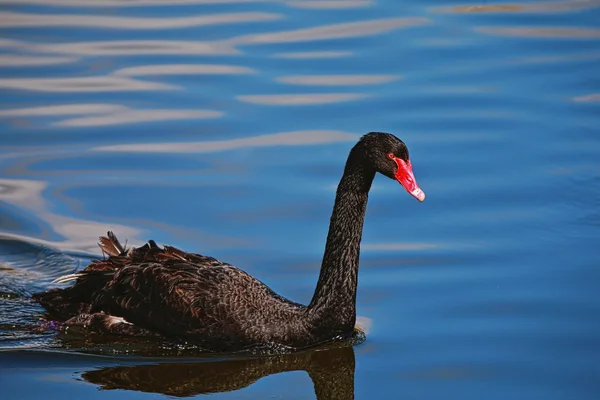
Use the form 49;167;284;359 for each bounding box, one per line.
4;39;236;56
50;40;235;56
0;0;373;6
1;17;426;60
286;0;373;9
477;26;600;38
93;130;357;153
112;64;255;76
0;55;79;67
572;93;600;102
56;109;223;127
31;40;234;56
435;0;600;13
0;39;23;49
511;51;600;64
0;11;282;29
231;17;428;44
276;74;399;86
0;104;222;127
0;104;128;117
441;4;522;12
0;76;176;92
273;51;353;59
237;93;367;105
0;0;262;4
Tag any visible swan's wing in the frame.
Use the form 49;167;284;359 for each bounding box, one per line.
51;231;226;285
97;231;228;267
39;231;229;321
90;262;263;348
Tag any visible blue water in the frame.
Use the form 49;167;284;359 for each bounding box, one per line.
1;0;599;399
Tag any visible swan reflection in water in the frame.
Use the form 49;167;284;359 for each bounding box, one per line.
81;344;356;399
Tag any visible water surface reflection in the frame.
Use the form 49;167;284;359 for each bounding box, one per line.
83;346;355;399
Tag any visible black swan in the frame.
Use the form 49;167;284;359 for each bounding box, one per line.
33;132;425;351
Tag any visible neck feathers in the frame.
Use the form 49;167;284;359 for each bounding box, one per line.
308;151;375;332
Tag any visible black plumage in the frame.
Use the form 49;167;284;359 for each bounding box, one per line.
32;132;424;352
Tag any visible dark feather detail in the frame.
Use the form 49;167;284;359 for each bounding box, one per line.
163;245;188;261
98;231;126;257
32;288;92;321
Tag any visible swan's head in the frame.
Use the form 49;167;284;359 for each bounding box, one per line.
358;132;426;202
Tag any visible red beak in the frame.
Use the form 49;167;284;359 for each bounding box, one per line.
393;158;426;202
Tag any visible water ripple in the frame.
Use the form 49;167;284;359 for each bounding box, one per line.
231;17;429;44
1;11;282;29
0;55;79;67
276;74;399;86
273;51;353;59
56;109;223;127
237;93;367;105
1;39;236;56
0;0;373;7
477;26;600;38
113;64;256;76
572;93;600;102
435;0;600;14
0;76;176;92
287;0;372;9
0;178;141;253
92;130;357;153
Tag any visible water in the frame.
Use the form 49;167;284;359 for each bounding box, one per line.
1;0;599;398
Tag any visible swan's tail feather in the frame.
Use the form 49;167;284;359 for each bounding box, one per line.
51;273;85;284
51;269;117;285
163;245;188;261
98;231;126;257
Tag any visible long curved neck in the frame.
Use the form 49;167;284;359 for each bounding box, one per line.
308;150;375;331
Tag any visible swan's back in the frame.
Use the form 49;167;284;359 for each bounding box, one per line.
33;232;229;319
34;232;312;350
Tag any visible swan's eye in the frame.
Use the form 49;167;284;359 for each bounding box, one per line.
387;153;395;160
